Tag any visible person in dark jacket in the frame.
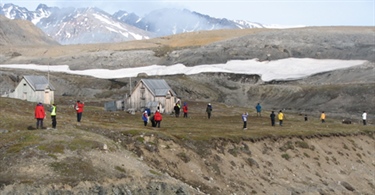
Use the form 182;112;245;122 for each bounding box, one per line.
206;103;212;119
150;114;156;127
270;111;276;126
174;103;180;118
35;102;46;129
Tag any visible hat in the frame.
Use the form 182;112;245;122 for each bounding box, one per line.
208;103;211;105
144;111;147;113
77;100;80;102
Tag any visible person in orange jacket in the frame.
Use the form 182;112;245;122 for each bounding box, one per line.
34;102;46;129
154;110;163;128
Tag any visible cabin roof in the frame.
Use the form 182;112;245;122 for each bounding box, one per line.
141;79;176;97
23;75;55;91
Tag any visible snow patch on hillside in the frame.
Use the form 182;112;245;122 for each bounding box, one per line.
0;58;366;81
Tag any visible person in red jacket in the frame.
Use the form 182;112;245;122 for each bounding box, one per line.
34;102;46;129
183;102;188;118
154;110;162;128
74;100;84;122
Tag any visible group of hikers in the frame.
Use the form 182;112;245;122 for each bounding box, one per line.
34;100;368;130
142;108;163;128
34;100;84;129
242;104;286;130
142;101;189;128
173;102;189;118
242;103;368;130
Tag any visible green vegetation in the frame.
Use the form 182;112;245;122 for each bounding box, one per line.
149;169;162;176
38;142;65;154
279;141;295;152
295;141;309;149
176;152;191;163
303;152;310;158
115;166;126;173
49;157;96;183
281;153;290;160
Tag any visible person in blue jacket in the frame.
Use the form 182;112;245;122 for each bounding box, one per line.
255;103;262;117
142;111;149;126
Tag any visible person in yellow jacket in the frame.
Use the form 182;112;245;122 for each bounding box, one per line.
278;110;284;126
50;104;57;129
320;111;326;123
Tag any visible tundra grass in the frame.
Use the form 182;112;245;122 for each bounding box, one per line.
1;97;374;152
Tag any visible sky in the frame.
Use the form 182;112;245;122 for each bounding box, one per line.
0;0;374;26
0;58;366;81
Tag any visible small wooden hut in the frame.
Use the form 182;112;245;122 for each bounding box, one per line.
127;79;177;113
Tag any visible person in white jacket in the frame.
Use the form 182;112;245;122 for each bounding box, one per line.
362;111;367;125
242;112;249;130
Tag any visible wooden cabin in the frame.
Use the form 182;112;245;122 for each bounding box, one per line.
10;75;55;104
127;79;177;113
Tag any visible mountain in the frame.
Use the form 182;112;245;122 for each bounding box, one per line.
0;3;152;44
36;7;152;45
0;3;269;44
0;14;58;46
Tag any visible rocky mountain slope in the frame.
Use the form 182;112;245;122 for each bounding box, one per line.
1;27;373;67
0;15;58;46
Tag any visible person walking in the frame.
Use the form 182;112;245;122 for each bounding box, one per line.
35;102;46;129
74;100;84;122
174;103;180;118
50;103;57;129
362;111;367;125
270;111;276;126
242;112;249;130
183;102;188;118
142;111;149;126
278;110;284;126
255;103;262;117
154;110;162;128
206;103;212;119
320;111;326;123
304;114;308;121
149;114;156;127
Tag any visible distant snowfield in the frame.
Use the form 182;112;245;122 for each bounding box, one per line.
0;58;366;81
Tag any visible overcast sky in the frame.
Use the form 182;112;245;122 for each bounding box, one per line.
1;0;374;26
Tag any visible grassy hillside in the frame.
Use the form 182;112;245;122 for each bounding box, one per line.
0;97;374;194
1;97;373;140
